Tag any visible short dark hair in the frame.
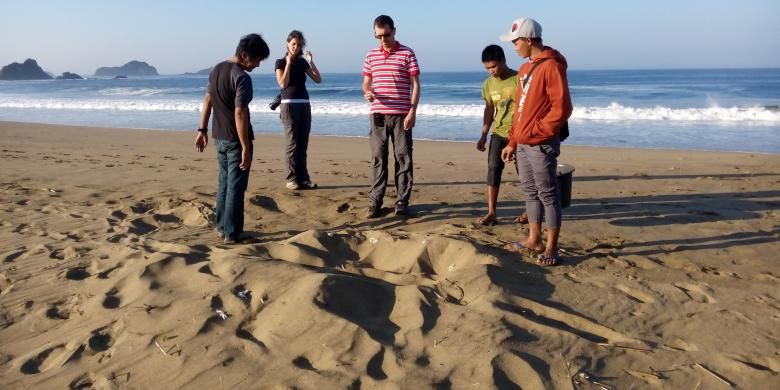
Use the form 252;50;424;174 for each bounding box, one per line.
235;33;270;62
482;45;505;63
287;30;306;47
374;15;395;30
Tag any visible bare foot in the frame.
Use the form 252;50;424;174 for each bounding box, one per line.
536;252;560;266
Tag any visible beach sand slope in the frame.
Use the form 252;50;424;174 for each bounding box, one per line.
0;122;778;389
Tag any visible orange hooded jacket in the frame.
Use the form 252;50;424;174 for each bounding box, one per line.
508;47;573;147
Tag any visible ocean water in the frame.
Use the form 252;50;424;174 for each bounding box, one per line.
1;69;778;153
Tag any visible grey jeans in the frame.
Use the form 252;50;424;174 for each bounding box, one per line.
368;113;413;207
280;103;312;184
516;137;561;229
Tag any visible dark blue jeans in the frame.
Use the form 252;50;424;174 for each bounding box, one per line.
215;139;251;240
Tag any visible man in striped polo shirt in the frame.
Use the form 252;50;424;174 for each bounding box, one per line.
362;14;421;218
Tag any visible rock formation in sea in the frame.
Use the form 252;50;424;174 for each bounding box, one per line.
0;59;53;80
94;61;159;77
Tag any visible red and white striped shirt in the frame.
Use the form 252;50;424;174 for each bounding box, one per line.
362;42;420;114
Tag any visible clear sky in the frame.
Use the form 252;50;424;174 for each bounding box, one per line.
1;0;779;75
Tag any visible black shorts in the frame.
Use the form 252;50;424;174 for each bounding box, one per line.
487;134;510;186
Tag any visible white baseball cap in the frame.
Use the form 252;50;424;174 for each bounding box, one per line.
499;17;542;41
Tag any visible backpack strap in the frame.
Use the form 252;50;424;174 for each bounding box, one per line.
521;58;549;88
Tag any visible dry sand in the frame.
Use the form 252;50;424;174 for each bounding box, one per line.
0;121;778;389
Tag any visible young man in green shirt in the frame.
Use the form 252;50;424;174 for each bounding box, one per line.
477;45;526;225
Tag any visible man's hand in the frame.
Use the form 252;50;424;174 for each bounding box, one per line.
403;110;416;130
501;145;516;162
364;91;375;102
477;134;487;151
195;132;208;152
239;146;252;171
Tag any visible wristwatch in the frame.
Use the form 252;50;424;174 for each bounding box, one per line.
197;128;208;133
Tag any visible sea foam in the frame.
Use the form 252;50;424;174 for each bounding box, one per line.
1;98;779;122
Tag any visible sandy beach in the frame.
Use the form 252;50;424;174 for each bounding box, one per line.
0;121;778;389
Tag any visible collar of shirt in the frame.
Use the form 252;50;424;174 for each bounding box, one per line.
381;42;401;58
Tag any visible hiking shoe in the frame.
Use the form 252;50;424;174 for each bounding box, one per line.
286;181;300;190
394;201;408;216
224;236;242;245
215;228;224;239
300;181;318;190
366;205;381;219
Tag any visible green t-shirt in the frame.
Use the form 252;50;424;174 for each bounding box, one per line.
481;70;518;138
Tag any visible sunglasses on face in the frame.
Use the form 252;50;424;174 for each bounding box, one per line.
375;32;393;39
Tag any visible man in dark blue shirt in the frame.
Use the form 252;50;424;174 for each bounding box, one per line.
195;34;269;244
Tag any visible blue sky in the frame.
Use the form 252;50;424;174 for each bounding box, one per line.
1;0;779;75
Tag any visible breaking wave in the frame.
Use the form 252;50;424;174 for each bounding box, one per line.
1;98;778;122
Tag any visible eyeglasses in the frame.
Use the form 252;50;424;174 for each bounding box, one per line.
375;32;393;39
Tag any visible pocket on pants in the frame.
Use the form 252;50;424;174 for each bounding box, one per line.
539;143;560;158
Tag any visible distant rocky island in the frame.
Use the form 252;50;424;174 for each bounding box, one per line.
183;67;212;76
94;61;159;77
57;72;84;80
0;59;52;80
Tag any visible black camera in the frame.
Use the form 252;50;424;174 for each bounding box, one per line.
269;94;282;110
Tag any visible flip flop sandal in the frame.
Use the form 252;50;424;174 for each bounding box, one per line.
504;241;542;255
536;254;560;266
514;213;529;224
477;215;499;226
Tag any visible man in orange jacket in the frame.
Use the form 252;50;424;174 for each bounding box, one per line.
499;17;573;266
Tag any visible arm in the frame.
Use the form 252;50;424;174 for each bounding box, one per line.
403;74;420;130
195;93;212;152
478;102;494;151
501;79;523;161
276;55;292;89
534;64;572;139
304;51;322;83
362;75;374;102
234;105;252;170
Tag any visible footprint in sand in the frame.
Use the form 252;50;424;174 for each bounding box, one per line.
751;294;780;311
250;195;282;213
12;223;30;233
126;217;159;235
491;352;546;389
46;300;73;320
3;248;26;263
673;282;717;303
49;246;83;261
584;236;625;252
614;284;657;304
0;274;15;297
663;337;698;352
88;330;112;353
68;373;96;390
64;265;91;281
102;288;121;309
728;354;780;374
19;344;65;375
97;262;123;279
129;200;155;214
